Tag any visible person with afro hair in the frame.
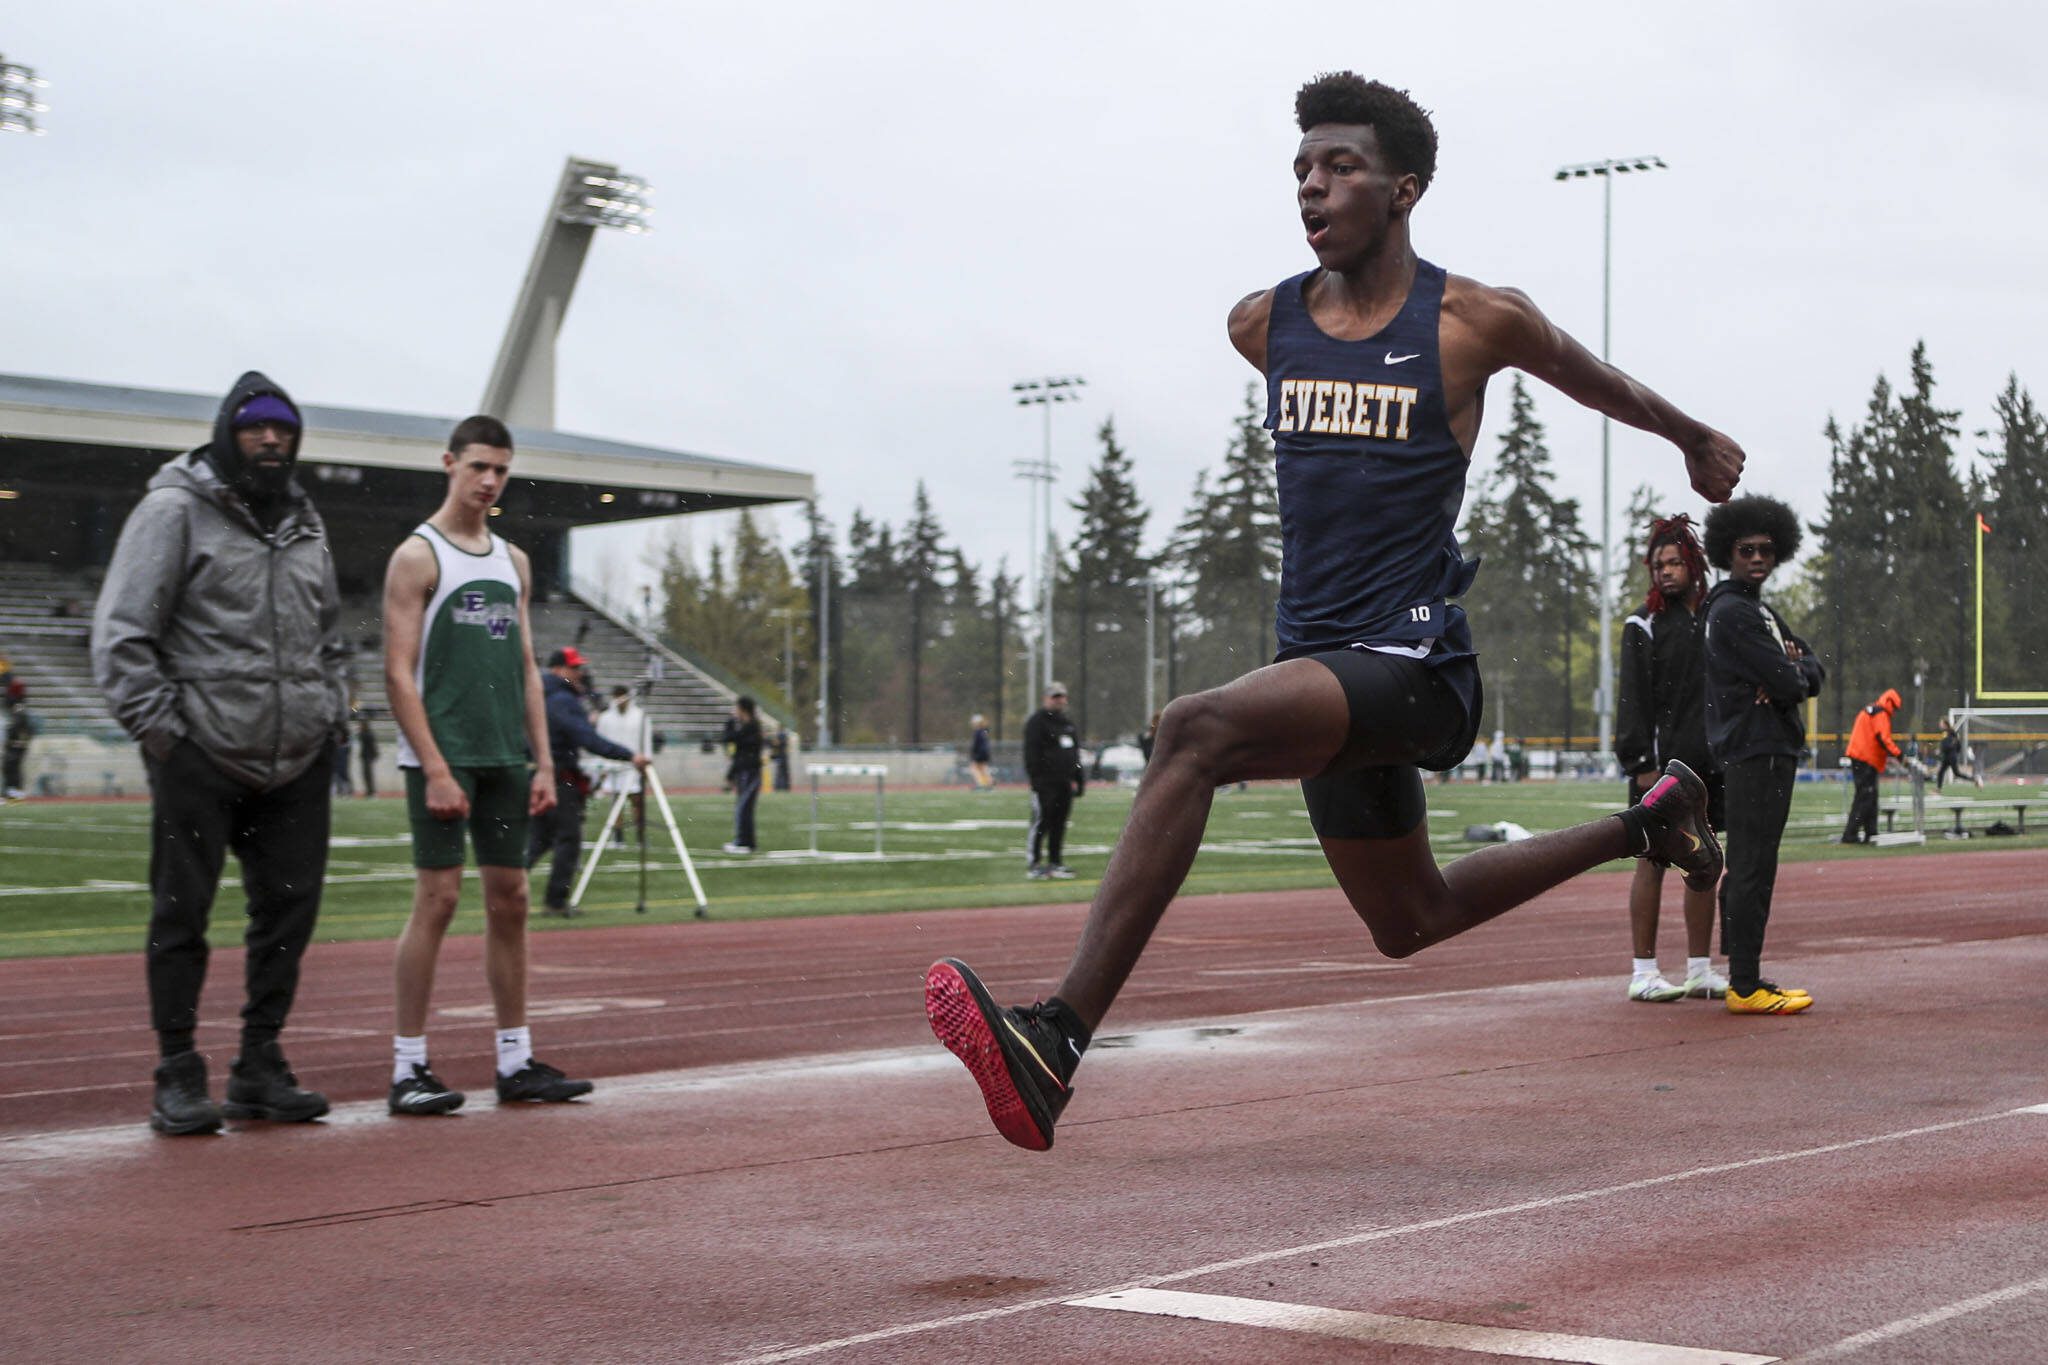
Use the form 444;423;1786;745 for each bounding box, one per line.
1703;495;1825;1014
1614;514;1726;1004
923;71;1748;1152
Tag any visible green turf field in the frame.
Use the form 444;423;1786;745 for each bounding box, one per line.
0;778;2040;958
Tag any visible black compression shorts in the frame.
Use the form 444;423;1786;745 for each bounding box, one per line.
1299;647;1476;841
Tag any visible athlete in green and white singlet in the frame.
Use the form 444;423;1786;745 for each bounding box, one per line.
394;522;529;772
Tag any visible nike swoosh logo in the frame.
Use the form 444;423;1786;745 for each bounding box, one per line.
1385;352;1420;365
1002;1017;1068;1092
1685;831;1701;852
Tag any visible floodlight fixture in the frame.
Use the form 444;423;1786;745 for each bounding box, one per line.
0;57;50;136
1011;374;1087;697
1013;375;1087;406
1553;156;1666;181
558;170;652;233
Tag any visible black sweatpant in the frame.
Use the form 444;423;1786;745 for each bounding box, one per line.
144;738;332;1056
1842;759;1879;842
731;766;761;849
1720;753;1796;990
1030;783;1073;866
527;776;587;909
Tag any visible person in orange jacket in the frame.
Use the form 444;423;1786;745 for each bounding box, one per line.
1841;688;1903;844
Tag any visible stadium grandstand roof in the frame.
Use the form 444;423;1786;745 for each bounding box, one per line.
0;371;813;510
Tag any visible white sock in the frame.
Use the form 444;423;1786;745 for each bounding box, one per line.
1687;956;1712;981
496;1025;533;1078
393;1034;427;1085
1631;957;1660;981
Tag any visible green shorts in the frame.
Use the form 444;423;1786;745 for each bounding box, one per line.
404;764;532;869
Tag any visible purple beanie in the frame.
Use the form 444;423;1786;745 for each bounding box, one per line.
233;394;299;429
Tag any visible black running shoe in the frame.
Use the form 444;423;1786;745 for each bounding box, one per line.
495;1059;594;1103
149;1051;224;1136
389;1063;466;1116
1636;759;1724;892
223;1041;330;1122
924;958;1078;1151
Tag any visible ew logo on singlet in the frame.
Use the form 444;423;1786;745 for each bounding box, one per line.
1276;379;1420;441
453;590;517;640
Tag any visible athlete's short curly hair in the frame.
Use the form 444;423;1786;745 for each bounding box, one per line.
1295;73;1437;194
1703;495;1803;571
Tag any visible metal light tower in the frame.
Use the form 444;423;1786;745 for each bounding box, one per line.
1555;154;1666;767
0;56;49;136
1012;375;1084;706
482;158;652;429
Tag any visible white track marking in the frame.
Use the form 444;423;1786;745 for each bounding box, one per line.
1069;1289;1777;1364
1784;1274;2048;1361
726;1106;2039;1363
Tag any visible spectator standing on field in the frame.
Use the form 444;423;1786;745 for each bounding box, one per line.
1023;682;1083;880
356;713;380;797
723;696;763;854
1840;688;1903;844
968;714;995;790
93;371;344;1134
2;688;37;799
527;647;645;915
1614;513;1727;1004
1703;495;1825;1015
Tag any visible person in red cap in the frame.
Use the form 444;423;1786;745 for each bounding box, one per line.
528;643;647;907
1841;687;1905;844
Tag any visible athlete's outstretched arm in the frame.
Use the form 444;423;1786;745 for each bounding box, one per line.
1448;280;1743;502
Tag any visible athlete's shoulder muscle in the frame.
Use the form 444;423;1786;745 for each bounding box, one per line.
1440;273;1549;375
385;533;437;607
1227;288;1274;374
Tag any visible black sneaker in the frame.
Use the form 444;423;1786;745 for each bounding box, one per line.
150;1051;224;1136
495;1059;594;1103
1635;759;1724;892
223;1041;330;1122
389;1063;466;1116
924;958;1079;1151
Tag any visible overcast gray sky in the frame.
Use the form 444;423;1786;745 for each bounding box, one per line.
8;1;2044;605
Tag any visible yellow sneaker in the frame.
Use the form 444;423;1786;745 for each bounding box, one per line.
1726;983;1813;1014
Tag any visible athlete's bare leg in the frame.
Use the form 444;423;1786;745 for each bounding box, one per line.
1628;859;1665;959
1322;817;1629;960
1054;658;1645;1032
479;865;530;1030
1052;661;1349;1028
1629;839;1716;962
394;866;463;1036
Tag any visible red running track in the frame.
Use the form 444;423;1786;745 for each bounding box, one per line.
3;847;2046;1362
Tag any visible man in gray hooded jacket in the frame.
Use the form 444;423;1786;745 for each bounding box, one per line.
93;371;348;1135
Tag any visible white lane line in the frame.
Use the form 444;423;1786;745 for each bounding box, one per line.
1069;1288;1777;1364
725;1105;2036;1364
1783;1274;2048;1361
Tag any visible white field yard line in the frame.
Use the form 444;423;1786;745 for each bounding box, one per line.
726;1105;2045;1364
1068;1288;1777;1364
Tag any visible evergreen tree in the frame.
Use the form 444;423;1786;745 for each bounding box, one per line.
1978;375;2048;691
1064;417;1154;736
1168;385;1281;691
899;483;948;743
1459;374;1594;742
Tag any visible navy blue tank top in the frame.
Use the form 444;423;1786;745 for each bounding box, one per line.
1263;259;1480;663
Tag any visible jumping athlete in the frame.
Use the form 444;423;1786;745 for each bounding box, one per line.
925;73;1746;1151
1614;515;1728;1003
383;416;596;1115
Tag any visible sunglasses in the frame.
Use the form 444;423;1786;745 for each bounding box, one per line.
1732;542;1777;559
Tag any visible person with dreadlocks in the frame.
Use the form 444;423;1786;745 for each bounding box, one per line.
1703;495;1824;1015
921;72;1746;1152
1614;514;1727;1003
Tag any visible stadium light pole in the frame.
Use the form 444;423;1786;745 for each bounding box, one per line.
1556;154;1666;768
1013;375;1085;701
0;56;50;136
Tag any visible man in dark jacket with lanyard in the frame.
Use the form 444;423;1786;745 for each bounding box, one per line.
94;371;346;1134
527;646;647;915
1614;514;1727;1004
1703;496;1825;1015
1022;682;1084;879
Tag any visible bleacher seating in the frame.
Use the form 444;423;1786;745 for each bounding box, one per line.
1;561;763;750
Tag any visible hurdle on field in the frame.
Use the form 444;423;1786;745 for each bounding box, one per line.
807;762;888;856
